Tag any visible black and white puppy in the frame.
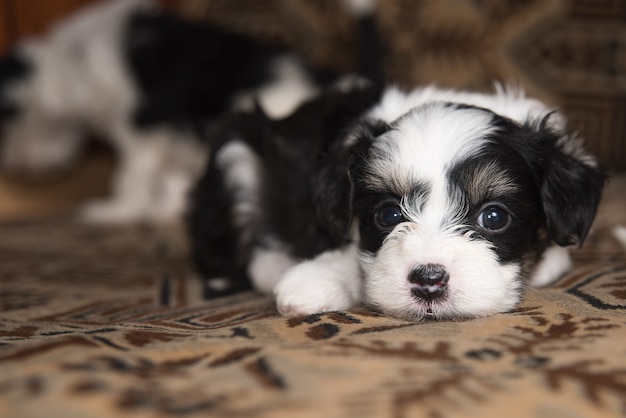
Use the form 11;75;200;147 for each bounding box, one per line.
188;83;605;320
0;0;351;223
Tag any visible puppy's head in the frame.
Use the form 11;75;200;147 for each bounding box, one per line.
0;48;82;174
316;101;604;320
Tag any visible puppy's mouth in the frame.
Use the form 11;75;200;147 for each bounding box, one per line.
410;284;449;320
425;307;436;319
410;293;450;321
420;302;447;321
370;293;452;322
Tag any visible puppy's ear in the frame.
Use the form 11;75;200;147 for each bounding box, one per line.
313;146;356;245
313;121;386;244
536;130;606;247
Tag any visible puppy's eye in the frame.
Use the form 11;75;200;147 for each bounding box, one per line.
375;205;405;229
477;205;511;231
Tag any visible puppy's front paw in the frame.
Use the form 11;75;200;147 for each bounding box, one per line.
275;278;354;317
273;263;358;317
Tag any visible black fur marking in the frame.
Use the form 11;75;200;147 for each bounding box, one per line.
502;116;606;247
355;192;402;252
449;151;544;264
355;181;429;253
357;15;385;86
313;118;391;244
255;85;385;255
535;143;606;247
187;149;253;297
0;50;32;121
123;12;283;132
448;110;604;263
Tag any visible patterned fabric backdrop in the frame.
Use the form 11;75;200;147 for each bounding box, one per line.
178;0;626;169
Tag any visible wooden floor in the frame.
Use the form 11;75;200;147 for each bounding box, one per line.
0;150;113;221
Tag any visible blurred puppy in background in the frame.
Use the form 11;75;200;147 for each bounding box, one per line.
0;0;375;223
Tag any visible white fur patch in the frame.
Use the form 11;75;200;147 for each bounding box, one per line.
274;245;362;316
368;84;556;128
342;0;377;17
214;140;263;233
365;102;496;197
79;126;205;223
9;0;147;129
206;278;231;292
613;226;626;251
248;244;298;294
232;54;319;119
529;245;572;287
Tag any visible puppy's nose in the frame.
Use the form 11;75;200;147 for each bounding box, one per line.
409;264;449;300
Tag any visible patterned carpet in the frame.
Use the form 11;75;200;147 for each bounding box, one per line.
1;176;626;417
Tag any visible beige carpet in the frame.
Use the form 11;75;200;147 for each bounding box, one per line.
1;176;625;418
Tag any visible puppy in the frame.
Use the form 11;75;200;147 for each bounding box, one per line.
0;0;351;223
188;83;605;320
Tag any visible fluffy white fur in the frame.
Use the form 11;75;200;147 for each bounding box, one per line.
361;222;522;320
367;84;560;130
273;244;363;317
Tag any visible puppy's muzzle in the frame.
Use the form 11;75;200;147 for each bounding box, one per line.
409;263;449;300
